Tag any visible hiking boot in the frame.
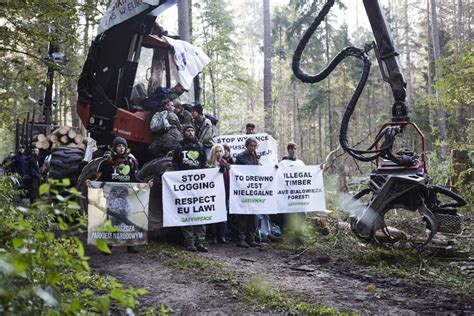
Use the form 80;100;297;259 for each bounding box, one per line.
196;244;208;252
236;240;250;248
185;244;197;252
126;246;139;254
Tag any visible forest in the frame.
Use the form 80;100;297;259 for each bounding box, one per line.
0;0;472;314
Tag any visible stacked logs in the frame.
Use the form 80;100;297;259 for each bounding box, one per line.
32;126;86;150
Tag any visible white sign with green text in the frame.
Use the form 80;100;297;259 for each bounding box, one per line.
229;165;326;214
162;168;227;227
229;165;279;214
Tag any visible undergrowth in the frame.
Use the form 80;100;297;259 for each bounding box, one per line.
0;176;156;314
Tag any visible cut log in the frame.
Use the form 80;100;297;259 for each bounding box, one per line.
74;134;84;144
60;135;69;144
37;134;47;142
67;128;77;139
58;126;70;135
40;140;50;149
49;134;58;142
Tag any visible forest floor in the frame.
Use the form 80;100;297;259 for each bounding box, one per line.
87;220;474;315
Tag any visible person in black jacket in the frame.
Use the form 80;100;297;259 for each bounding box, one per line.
95;136;140;254
234;137;260;248
26;148;41;203
172;125;208;252
11;146;27;178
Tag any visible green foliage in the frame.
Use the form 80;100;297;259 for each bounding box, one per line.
244;275;348;315
0;177;149;313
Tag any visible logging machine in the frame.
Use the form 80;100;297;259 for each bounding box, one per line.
292;0;467;246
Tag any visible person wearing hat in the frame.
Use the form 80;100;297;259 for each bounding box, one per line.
190;104;215;158
97;137;139;182
95;136;140;253
172;124;209;252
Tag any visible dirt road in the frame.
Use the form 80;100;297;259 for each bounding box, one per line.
88;241;473;314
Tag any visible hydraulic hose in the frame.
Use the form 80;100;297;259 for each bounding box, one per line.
292;0;393;162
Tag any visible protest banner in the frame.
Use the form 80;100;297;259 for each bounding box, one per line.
229;165;278;214
229;165;326;214
97;0;159;34
214;133;278;165
87;182;149;246
276;165;326;213
162;168;227;227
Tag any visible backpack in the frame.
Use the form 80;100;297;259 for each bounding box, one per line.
150;110;171;134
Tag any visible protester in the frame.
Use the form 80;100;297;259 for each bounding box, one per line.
172;125;209;252
243;123;273;242
11;146;27;178
10;146;28;198
274;142;307;235
149;99;183;157
234;137;260;248
95;136;141;254
280;142;305;167
207;144;229;244
222;144;234;165
245;122;256;135
26;147;41;203
174;100;193;126
190;104;215;158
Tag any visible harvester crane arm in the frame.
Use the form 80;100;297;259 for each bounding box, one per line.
291;0;467;247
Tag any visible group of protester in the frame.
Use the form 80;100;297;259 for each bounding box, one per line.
96;106;304;254
3;93;306;255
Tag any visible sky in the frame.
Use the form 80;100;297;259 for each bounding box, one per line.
139;0;397;43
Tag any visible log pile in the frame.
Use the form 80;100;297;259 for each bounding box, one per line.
32;126;86;150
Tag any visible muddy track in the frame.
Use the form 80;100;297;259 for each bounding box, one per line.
88;242;473;314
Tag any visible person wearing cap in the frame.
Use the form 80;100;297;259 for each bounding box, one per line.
172;124;209;252
190;104;215;158
95;136;140;253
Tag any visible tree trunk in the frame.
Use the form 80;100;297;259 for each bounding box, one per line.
263;0;273;135
429;0;448;157
178;0;191;42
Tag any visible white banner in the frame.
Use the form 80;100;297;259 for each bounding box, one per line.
87;182;149;245
164;36;211;91
97;0;177;35
162;168;227;227
276;165;326;213
214;133;278;165
229;165;278;214
229;165;326;214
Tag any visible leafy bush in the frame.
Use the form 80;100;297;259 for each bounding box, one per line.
0;177;149;314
